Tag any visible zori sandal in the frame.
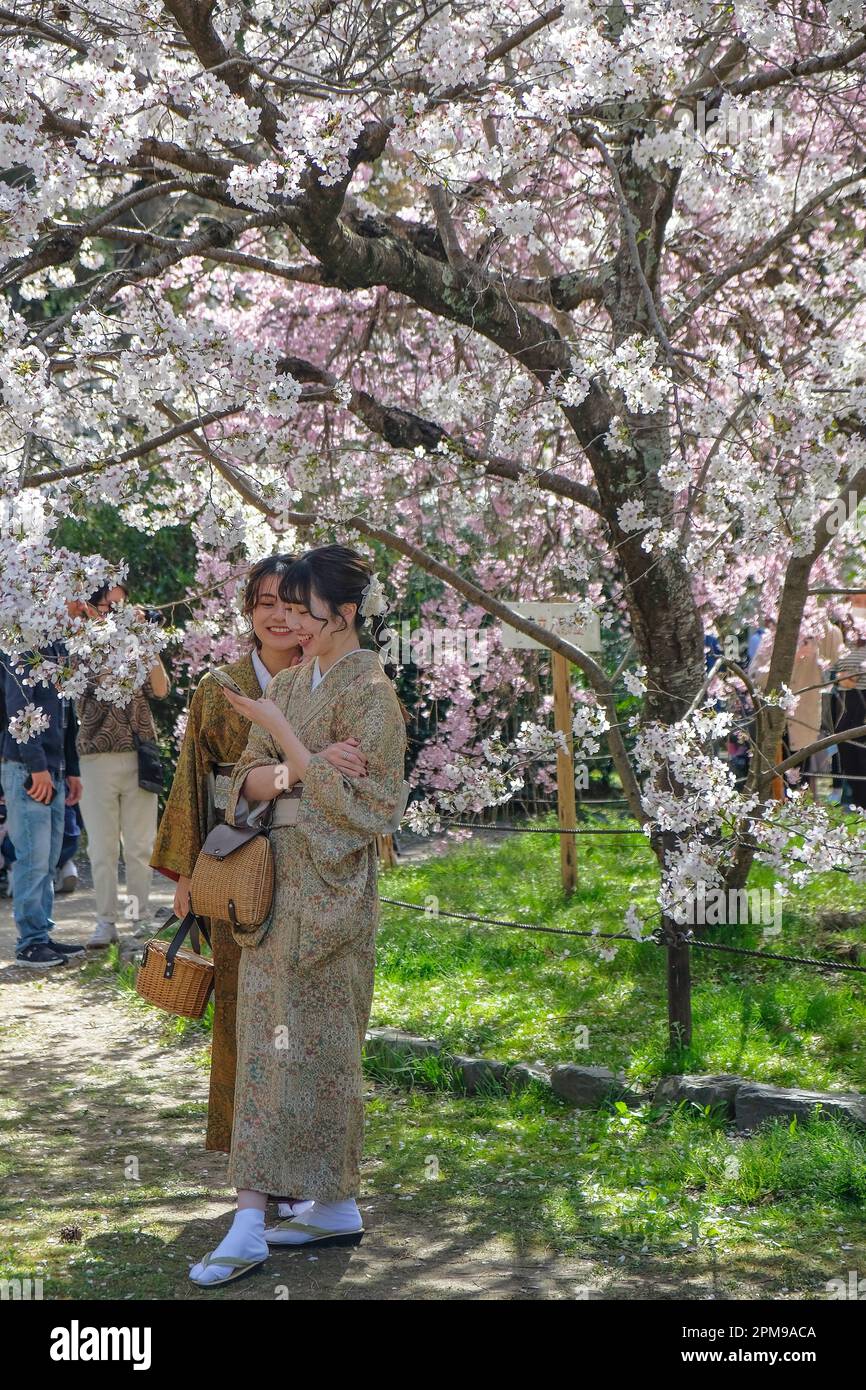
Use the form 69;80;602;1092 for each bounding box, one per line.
264;1219;364;1248
189;1250;268;1288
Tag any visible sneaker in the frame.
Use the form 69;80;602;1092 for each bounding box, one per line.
46;937;86;956
54;860;79;893
130;920;154;939
15;942;66;969
86;920;119;949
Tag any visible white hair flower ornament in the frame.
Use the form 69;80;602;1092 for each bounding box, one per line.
359;572;388;621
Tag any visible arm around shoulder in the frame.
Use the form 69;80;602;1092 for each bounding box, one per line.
296;674;407;846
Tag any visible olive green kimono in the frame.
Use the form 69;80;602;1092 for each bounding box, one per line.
223;648;407;1201
150;652;264;1153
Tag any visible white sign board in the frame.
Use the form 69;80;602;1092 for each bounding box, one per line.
499;602;601;653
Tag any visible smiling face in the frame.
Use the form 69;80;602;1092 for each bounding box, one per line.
283;583;358;663
251;573;304;657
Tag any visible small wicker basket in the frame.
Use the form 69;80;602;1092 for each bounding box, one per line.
136;912;214;1019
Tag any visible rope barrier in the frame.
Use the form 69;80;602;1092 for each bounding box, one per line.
687;937;866;972
380;896;640;940
444;820;644;835
379;897;866;974
576;798;631;805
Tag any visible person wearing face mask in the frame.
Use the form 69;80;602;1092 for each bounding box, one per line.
749;616;844;798
150;555;371;1164
188;544;408;1288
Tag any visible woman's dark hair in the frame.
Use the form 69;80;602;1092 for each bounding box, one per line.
284;544;411;724
283;544;382;642
240;553;297;652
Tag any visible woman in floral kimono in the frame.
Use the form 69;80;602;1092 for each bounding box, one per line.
189;544;407;1288
150;555;367;1160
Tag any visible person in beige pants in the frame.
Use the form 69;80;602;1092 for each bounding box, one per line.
749;616;844;800
76;582;170;946
78;751;160;940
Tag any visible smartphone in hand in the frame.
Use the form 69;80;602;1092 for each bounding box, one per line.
209;669;246;697
23;772;55;803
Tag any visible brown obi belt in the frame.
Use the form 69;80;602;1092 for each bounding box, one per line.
211;762;302;827
271;785;302;827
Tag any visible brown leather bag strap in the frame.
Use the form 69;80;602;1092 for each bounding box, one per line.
161;911;211;978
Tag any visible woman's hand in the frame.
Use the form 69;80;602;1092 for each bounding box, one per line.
322;737;368;778
174;875;192;918
220;686;312;782
220;689;290;741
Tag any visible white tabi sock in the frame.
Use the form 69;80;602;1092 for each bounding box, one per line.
274;1197;362;1243
190;1207;268;1284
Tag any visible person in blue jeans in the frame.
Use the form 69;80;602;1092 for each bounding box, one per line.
0;798;82;895
1;607;89;968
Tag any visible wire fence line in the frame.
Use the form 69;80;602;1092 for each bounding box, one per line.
379;898;866;976
394;798;866;974
443;820;644;835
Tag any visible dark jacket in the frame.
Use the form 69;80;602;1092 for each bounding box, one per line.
0;643;80;779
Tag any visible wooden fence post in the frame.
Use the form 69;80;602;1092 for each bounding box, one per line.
377;834;397;867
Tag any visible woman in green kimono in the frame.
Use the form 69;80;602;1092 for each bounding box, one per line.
150;555;368;1162
189;544;407;1288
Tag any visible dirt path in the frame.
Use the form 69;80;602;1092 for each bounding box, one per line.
0;878;815;1301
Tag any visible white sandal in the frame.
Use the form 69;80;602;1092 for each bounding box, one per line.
189;1249;268;1288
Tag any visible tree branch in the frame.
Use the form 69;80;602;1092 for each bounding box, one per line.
671;166;866;332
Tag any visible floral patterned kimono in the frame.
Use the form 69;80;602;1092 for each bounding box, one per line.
223;647;407;1201
150;651;265;1152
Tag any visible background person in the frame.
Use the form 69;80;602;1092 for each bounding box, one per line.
76;582;170;947
0;600;87;967
831;593;866;811
749;617;844;798
1;802;83;896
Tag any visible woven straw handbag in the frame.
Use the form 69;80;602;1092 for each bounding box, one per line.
188;801;275;940
136;912;214;1019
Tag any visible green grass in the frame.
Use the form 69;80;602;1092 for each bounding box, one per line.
371;817;866;1092
364;1082;866;1279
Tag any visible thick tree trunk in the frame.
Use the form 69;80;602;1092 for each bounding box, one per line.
562;152;706;1049
665;918;693;1050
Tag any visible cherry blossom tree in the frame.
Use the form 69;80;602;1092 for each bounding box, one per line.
3;0;866;1046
